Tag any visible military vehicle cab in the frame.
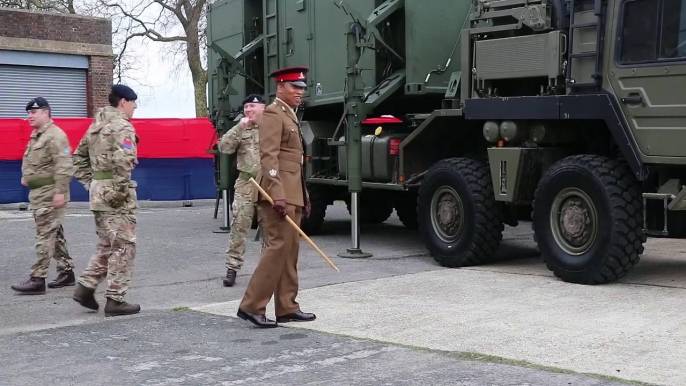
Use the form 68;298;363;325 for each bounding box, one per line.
207;0;686;284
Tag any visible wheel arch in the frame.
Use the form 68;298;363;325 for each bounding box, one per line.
463;94;649;181
400;111;488;183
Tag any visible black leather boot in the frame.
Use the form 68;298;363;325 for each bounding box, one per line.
11;277;46;295
237;309;278;328
223;269;237;287
48;270;75;289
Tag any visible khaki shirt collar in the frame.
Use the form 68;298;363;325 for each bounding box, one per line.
30;119;53;139
274;97;298;122
274;97;296;112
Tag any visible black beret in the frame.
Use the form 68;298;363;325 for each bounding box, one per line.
242;94;266;105
111;84;138;101
25;97;50;111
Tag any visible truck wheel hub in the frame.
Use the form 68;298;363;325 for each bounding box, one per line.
561;201;587;239
431;186;464;243
550;188;598;255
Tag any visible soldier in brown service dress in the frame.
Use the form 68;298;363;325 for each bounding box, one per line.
11;97;76;294
236;66;316;328
71;85;141;317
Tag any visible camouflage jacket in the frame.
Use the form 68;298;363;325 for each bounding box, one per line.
21;120;73;210
217;122;260;180
72;106;139;212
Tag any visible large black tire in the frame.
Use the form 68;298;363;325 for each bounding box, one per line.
395;193;419;230
532;154;645;284
418;158;504;267
300;184;329;235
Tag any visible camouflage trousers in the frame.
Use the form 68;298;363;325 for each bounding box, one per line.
226;179;256;271
30;207;75;278
78;211;136;302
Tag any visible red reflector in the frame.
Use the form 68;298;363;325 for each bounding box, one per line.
390;138;401;155
362;116;403;125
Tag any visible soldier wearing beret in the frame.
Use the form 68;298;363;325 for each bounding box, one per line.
71;84;141;317
11;97;76;294
237;66;315;328
217;94;266;287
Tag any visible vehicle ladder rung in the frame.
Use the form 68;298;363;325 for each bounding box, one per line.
569;52;597;59
568;82;600;89
571;22;598;29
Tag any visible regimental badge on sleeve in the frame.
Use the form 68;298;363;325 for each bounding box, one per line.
123;139;133;150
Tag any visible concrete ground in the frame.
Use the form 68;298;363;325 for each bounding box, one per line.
1;199;684;385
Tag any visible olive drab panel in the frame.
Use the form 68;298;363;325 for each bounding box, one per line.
263;0;377;104
280;0;311;98
403;0;468;94
263;0;315;97
309;0;377;106
206;0;263;115
608;0;686;159
264;0;280;98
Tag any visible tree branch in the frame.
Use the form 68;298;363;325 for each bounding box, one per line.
106;2;187;43
90;0;210;117
0;0;77;13
152;0;186;25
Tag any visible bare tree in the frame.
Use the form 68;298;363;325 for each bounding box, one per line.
98;0;208;117
0;0;76;13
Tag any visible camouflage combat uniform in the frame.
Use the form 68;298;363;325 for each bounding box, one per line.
218;121;260;273
21;120;75;279
72;106;139;305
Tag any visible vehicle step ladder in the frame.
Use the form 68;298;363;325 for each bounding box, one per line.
566;0;606;90
642;193;674;237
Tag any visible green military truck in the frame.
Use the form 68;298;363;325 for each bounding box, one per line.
206;0;686;284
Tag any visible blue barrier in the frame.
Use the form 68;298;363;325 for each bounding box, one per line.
0;158;216;204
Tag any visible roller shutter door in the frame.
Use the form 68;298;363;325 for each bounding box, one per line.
0;64;88;118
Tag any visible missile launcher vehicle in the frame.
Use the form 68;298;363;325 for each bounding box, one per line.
207;0;686;284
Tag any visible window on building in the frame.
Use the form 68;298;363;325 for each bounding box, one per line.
619;0;686;63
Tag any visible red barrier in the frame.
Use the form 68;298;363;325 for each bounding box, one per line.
0;118;218;161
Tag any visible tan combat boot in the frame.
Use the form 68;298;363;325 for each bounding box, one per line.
72;283;99;310
104;298;141;317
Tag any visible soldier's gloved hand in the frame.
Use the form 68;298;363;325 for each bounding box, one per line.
112;191;128;207
273;199;287;218
303;198;311;219
104;190;128;208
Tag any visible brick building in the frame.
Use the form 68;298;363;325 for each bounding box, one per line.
0;8;113;118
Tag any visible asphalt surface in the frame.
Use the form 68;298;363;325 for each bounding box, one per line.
0;199;661;385
0;200;442;335
0;310;631;386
